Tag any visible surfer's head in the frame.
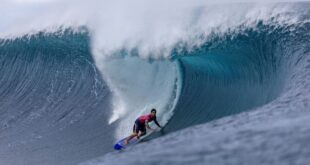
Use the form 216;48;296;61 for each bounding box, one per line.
151;109;157;116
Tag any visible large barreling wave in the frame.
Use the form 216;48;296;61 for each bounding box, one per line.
0;1;309;165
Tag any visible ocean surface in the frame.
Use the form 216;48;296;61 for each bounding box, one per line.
0;1;309;165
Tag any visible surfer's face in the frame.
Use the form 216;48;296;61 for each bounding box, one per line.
151;111;156;116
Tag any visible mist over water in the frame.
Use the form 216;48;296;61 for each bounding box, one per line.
0;0;302;57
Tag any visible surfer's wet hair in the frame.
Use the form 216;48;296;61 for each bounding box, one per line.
151;109;157;113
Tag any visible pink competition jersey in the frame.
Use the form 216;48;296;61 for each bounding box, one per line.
138;114;154;123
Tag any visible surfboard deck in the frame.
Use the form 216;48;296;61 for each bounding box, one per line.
114;136;139;150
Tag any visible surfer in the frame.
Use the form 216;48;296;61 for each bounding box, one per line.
125;109;162;145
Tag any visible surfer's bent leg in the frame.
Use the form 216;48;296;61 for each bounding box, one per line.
125;133;137;145
125;120;140;144
137;125;146;139
137;131;146;139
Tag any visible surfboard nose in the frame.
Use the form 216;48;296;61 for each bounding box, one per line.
114;143;122;150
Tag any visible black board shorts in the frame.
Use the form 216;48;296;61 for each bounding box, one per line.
133;119;146;134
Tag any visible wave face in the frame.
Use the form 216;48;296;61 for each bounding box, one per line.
0;1;309;165
164;28;286;132
0;32;117;164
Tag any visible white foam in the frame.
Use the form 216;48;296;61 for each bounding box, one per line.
0;0;302;58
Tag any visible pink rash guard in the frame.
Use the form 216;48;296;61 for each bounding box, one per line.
138;114;155;124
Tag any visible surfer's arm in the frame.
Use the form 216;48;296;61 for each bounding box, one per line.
154;118;162;128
